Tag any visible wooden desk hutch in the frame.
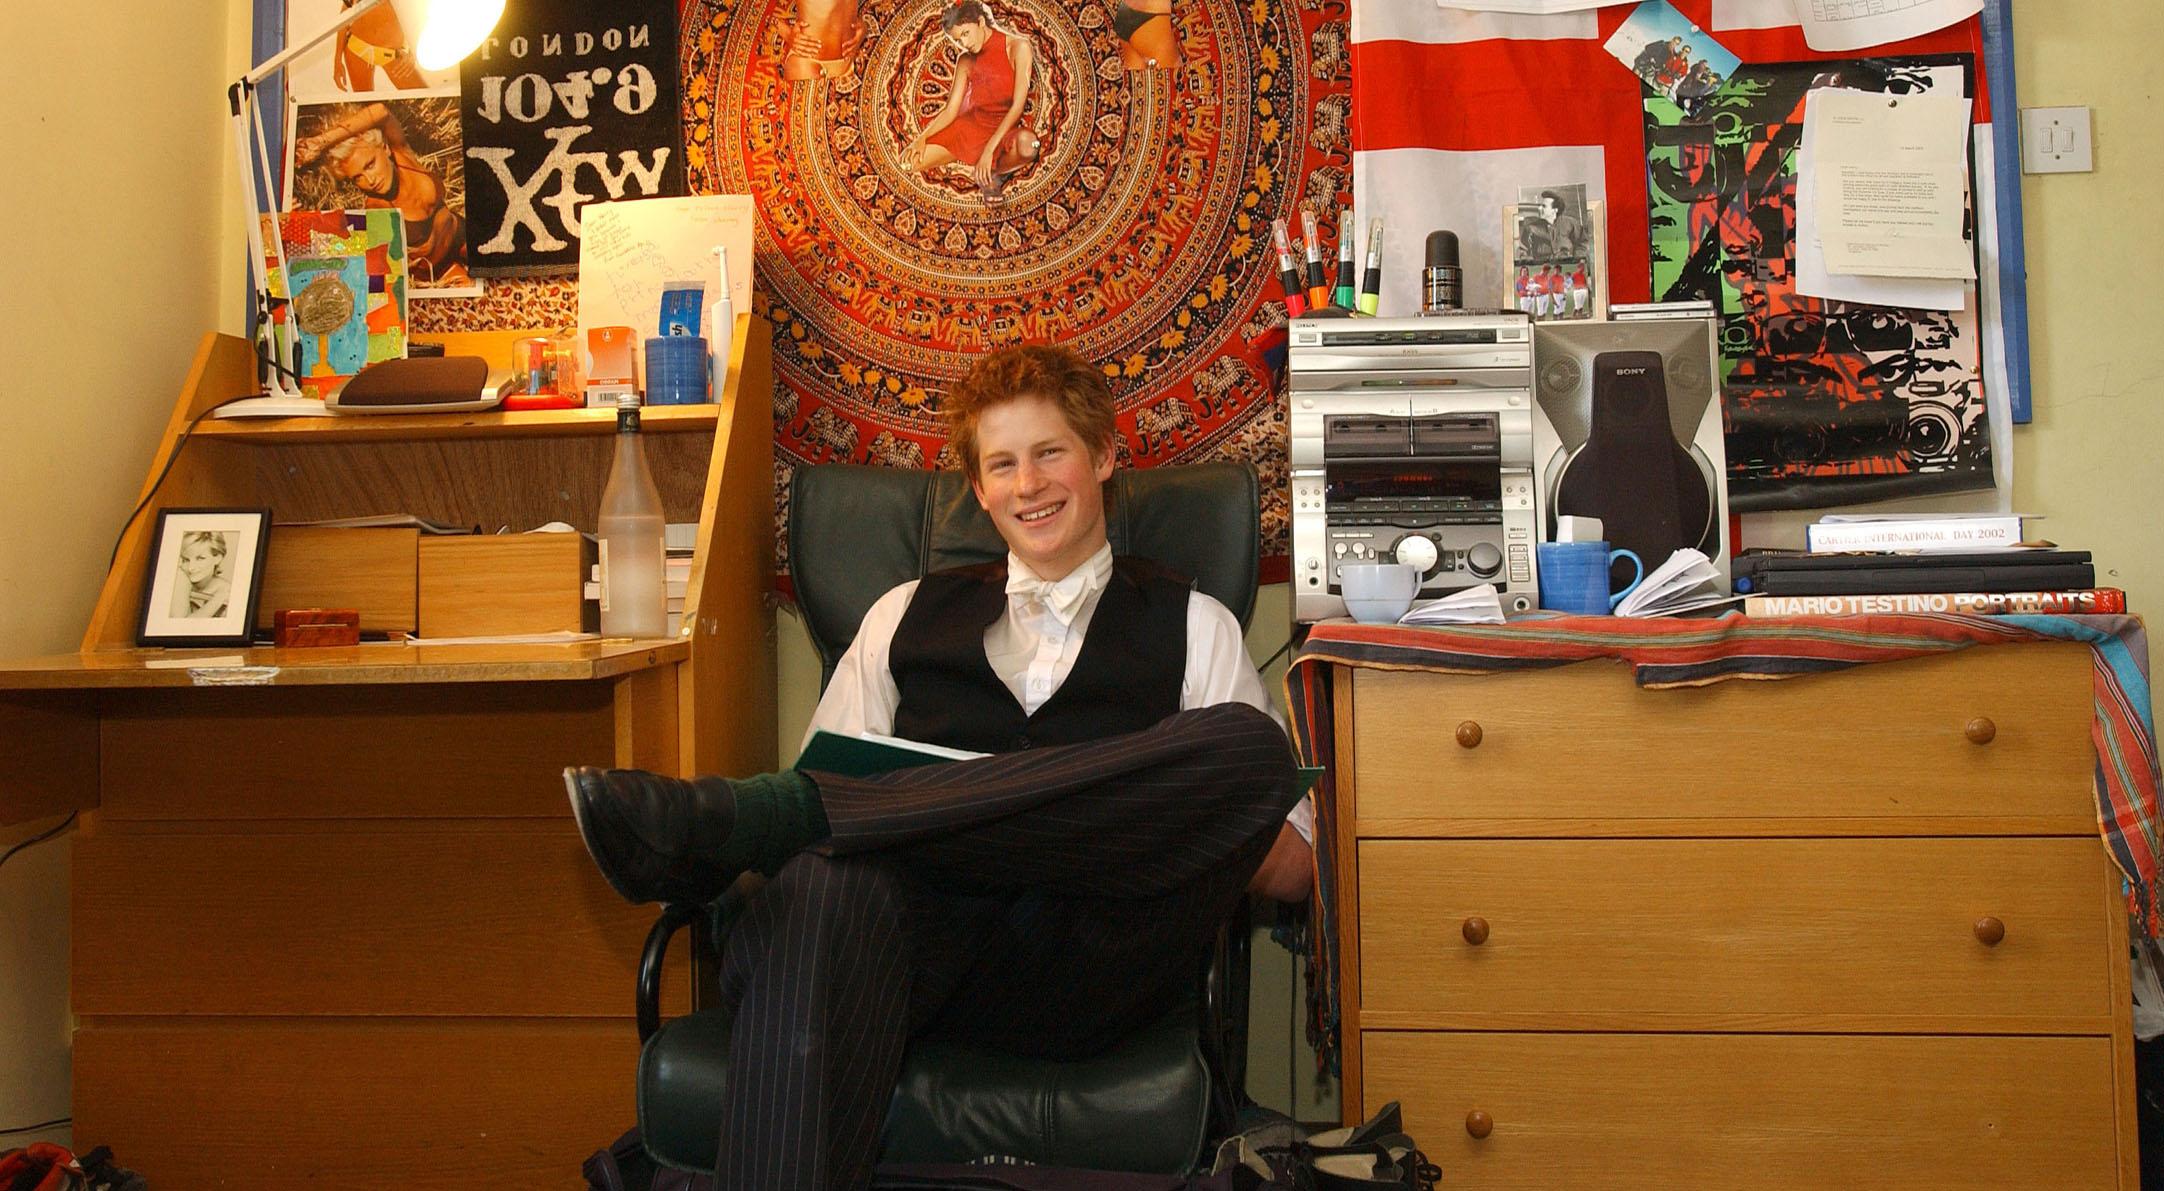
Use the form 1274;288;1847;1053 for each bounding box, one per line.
0;323;778;1187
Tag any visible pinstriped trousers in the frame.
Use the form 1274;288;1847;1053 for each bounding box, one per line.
710;701;1302;1191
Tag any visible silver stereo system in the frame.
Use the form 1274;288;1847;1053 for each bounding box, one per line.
1289;313;1541;622
1529;304;1731;592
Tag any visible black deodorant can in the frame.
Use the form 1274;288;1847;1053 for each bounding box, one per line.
1422;230;1462;313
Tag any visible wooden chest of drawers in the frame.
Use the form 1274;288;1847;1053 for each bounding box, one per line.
1330;642;2139;1189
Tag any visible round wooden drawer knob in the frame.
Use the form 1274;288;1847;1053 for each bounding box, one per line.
1461;916;1490;945
1964;716;1997;745
1974;916;2006;946
1466;1110;1493;1139
1456;721;1483;749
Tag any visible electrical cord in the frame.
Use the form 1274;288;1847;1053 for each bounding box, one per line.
0;1116;71;1138
103;333;292;573
103;401;240;576
0;811;75;875
1258;634;1295;672
254;336;302;385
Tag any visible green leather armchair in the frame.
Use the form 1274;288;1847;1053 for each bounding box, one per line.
631;461;1264;1178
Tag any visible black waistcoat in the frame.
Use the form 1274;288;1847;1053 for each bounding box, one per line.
890;557;1190;754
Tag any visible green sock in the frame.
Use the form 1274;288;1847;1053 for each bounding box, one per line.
722;768;828;876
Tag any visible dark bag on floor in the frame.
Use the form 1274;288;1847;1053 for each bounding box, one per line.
0;1144;145;1191
1209;1101;1440;1190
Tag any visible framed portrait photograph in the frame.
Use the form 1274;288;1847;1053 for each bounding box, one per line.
1503;194;1609;323
136;509;273;648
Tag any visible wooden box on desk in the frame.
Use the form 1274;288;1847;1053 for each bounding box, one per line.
417;533;591;637
257;526;419;633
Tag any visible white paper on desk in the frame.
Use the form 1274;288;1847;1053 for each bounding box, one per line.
403;630;602;646
1811;89;1975;282
1398;584;1506;626
1796;90;1967;310
1791;0;1981;53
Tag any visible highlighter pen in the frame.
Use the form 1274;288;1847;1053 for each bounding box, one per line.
1271;217;1308;317
1357;217;1386;316
1298;207;1329;309
1333;205;1358;310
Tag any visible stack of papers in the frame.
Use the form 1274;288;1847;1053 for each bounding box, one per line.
1398;584;1506;626
1614;549;1739;618
1797;86;1973;311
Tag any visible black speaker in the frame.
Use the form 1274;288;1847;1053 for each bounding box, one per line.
1530;317;1731;591
1552;351;1714;580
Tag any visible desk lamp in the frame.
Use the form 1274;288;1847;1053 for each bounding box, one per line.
225;0;505;416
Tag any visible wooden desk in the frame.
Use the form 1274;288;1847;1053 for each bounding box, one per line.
0;325;778;1186
0;641;699;1185
1328;644;2140;1189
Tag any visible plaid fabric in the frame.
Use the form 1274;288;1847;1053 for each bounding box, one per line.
1283;612;2159;1074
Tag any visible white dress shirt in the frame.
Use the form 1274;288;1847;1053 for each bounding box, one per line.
805;543;1313;843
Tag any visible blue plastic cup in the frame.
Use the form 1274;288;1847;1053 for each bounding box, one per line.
643;335;711;405
1537;540;1643;615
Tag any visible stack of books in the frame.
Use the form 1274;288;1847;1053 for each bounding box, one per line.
1738;514;2125;616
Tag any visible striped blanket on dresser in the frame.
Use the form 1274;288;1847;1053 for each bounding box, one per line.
1282;612;2158;1074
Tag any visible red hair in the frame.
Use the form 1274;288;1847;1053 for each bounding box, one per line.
944;344;1115;478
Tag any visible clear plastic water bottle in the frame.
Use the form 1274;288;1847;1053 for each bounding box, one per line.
597;394;668;638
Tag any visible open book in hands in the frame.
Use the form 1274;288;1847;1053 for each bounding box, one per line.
795;730;987;777
1613;548;1742;618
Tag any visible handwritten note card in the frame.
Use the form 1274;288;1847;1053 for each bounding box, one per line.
578;195;756;376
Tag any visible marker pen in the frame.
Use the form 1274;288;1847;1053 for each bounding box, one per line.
1357;217;1385;315
1333;205;1358;310
1271;217;1308;317
1298;207;1328;309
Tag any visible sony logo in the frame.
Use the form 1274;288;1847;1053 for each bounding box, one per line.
1613;366;1652;375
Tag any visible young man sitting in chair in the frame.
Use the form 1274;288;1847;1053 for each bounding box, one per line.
566;343;1313;1191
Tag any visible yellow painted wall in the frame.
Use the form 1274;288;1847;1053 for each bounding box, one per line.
0;0;241;1147
2009;0;2162;603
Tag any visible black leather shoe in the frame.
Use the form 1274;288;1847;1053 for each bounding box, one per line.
564;767;740;905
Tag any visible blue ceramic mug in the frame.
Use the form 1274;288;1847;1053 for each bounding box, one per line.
1536;541;1644;615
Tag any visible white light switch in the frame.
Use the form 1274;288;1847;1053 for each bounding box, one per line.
2020;106;2094;174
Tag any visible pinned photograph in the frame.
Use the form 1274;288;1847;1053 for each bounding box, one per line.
1104;0;1178;72
1605;0;1740;115
902;0;1048;203
282;0;462;99
137;510;273;648
1516;183;1588;263
287;92;479;297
